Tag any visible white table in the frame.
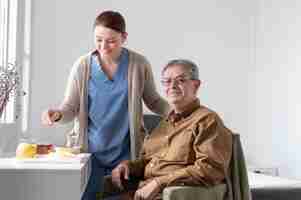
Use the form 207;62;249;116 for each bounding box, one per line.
0;154;90;200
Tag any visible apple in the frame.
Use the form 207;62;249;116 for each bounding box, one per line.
16;143;37;158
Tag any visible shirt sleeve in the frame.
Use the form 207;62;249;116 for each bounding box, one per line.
128;157;150;178
155;114;233;189
128;139;154;178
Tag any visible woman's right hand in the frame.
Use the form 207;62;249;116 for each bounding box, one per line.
41;109;62;126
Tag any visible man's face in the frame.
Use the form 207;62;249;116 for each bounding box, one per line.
162;65;200;108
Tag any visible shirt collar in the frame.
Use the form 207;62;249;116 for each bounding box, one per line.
91;48;126;61
167;98;201;123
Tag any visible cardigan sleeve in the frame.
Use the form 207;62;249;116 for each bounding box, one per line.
58;57;83;123
142;58;170;116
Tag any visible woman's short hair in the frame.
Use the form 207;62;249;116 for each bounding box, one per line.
94;10;126;33
162;59;199;80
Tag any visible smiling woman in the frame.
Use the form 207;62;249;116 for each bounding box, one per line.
40;10;170;200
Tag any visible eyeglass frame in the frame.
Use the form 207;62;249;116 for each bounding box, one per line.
161;73;197;87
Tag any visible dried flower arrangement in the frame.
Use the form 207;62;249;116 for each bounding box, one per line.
0;63;20;117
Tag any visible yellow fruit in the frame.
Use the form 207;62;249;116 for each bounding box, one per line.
54;147;76;157
16;143;37;158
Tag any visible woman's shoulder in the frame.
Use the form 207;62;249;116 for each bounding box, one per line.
68;51;93;79
74;51;93;66
126;48;150;65
72;51;93;70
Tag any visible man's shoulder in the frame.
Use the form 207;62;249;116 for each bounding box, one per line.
192;106;233;136
193;105;220;122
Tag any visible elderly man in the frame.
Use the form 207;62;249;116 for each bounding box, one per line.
111;59;233;200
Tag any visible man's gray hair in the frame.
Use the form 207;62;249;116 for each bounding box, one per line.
162;59;199;80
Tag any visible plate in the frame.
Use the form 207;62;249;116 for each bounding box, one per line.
15;153;90;164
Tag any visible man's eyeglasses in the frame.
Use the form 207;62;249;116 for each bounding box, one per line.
161;74;193;87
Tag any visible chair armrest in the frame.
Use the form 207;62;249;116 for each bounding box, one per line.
162;184;227;200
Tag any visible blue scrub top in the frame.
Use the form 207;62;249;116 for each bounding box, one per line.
87;48;130;168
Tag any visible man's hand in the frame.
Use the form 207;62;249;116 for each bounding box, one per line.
41;109;62;126
134;180;161;200
111;160;130;190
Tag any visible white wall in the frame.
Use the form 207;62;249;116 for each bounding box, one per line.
246;0;301;179
24;0;301;179
27;0;251;145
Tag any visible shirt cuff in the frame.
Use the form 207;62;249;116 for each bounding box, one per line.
154;175;171;189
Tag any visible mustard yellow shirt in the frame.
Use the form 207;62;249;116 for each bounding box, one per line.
129;99;233;189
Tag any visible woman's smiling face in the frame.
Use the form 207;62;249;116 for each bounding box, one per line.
94;25;127;58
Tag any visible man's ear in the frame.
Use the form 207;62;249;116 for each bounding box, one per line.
194;80;201;89
193;80;201;94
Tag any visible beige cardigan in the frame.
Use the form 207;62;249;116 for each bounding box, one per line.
58;49;170;159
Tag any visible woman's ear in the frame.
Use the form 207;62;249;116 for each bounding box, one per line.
121;32;128;43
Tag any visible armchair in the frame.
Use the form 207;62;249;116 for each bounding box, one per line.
143;114;252;200
103;114;252;200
